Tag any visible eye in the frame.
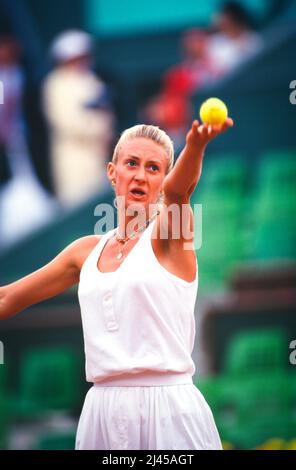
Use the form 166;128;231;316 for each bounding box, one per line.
127;159;137;166
149;164;159;172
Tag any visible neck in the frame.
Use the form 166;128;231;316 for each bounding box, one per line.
117;205;159;239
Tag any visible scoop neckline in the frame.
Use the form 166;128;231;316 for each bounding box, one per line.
94;219;198;286
95;222;152;275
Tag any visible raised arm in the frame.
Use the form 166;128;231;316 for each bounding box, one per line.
0;235;98;320
163;118;233;198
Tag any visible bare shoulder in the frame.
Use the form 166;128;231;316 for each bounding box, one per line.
151;202;197;283
69;234;101;272
153;200;194;247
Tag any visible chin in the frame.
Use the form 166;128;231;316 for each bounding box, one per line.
127;201;158;218
126;201;146;213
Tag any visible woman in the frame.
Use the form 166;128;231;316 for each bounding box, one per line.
0;117;233;450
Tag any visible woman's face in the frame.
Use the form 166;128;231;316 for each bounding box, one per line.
107;137;168;213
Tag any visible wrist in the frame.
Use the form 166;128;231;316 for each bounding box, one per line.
185;140;206;156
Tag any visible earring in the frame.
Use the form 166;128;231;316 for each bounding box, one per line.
111;180;116;187
113;197;118;209
157;191;164;210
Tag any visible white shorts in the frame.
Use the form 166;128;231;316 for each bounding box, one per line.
75;373;222;450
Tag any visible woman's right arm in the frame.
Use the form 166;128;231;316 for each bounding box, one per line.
0;235;98;320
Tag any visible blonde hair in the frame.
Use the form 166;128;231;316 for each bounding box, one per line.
112;124;174;174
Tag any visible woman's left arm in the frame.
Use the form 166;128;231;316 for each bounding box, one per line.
163;118;233;198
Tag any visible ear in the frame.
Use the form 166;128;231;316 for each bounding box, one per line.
107;162;116;185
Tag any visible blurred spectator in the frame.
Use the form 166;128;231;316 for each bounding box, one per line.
143;29;215;152
42;30;115;209
0;36;56;250
208;1;263;77
0;36;31;183
142;3;263;154
163;29;215;98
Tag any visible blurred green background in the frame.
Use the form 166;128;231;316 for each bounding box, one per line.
0;0;296;450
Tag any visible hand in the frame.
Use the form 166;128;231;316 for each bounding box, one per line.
185;117;234;151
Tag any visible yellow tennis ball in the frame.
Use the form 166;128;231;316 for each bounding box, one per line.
199;98;228;125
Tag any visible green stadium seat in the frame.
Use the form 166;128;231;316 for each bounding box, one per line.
196;370;295;449
16;346;82;419
201;155;247;190
257;152;296;189
245;151;296;262
251;187;296;225
191;155;249;295
228;372;295;448
35;431;76;450
195;375;243;430
223;329;287;376
0;366;10;449
221;421;289;450
237;372;292;422
250;221;296;261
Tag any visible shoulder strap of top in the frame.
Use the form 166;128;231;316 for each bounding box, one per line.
95;227;117;254
82;227;117;269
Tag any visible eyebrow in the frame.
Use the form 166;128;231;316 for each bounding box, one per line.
126;154;162;165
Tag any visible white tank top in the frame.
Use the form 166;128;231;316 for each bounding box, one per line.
78;218;198;385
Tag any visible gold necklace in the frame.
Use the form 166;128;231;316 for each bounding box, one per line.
114;210;160;260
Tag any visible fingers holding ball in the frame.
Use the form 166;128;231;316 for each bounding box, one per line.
199;97;228;126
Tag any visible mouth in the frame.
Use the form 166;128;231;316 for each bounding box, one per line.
130;189;146;199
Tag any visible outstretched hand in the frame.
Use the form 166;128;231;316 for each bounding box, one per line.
186;117;234;150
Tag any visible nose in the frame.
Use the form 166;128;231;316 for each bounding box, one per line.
134;164;146;182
